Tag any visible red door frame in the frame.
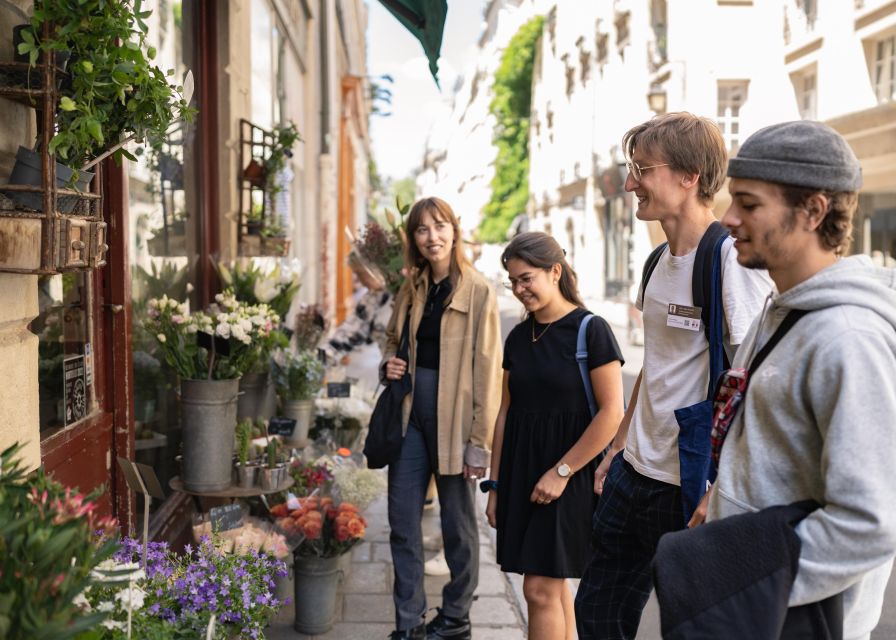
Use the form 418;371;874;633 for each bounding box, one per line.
41;158;133;532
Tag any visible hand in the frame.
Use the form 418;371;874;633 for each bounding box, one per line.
687;486;714;528
340;354;351;366
464;464;486;481
530;468;570;505
485;491;497;529
384;357;407;380
593;448;620;495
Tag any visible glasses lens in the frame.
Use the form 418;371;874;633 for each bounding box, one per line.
503;281;513;290
627;161;640;182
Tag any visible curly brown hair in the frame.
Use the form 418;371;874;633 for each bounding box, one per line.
778;185;858;255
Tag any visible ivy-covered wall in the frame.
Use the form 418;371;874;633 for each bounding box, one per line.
478;15;543;243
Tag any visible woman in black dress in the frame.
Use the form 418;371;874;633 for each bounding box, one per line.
485;232;624;639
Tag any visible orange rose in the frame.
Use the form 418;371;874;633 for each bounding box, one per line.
271;503;289;518
321;497;333;506
303;520;322;540
347;518;365;538
335;525;350;542
338;502;358;513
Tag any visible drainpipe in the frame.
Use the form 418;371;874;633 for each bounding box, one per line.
320;0;330;154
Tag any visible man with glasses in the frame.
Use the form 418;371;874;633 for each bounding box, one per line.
575;112;770;639
702;121;896;638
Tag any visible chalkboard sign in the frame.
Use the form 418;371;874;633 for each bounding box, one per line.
267;416;297;436
197;331;231;357
327;382;351;398
209;503;243;532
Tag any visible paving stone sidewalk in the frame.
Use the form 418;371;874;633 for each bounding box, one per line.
266;487;528;639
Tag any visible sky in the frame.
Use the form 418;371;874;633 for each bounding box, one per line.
366;1;488;182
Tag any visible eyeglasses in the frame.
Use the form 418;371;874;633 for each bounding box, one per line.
502;273;538;291
625;160;669;182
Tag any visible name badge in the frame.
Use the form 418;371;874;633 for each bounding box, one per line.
666;303;702;331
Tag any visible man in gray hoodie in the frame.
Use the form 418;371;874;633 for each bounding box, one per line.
706;120;896;639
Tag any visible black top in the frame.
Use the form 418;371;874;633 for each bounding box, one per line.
415;278;451;370
496;307;624;578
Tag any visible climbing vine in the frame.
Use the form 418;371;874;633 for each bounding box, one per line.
479;15;544;243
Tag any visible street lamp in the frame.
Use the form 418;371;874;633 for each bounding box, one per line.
647;84;667;114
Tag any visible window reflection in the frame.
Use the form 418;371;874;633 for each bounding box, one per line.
37;273;93;432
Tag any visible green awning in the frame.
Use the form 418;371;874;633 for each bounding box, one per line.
378;0;447;87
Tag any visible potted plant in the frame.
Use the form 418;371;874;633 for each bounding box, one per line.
271;348;325;446
245;201;264;236
7;0;195;211
143;292;280;492
234;417;260;488
261;220;290;256
80;535;287;638
260;438;288;491
0;443;120;639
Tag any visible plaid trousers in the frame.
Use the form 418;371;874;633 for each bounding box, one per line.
575;455;684;640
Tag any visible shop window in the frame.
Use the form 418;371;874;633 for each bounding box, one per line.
36;273;96;433
717;81;749;152
792;67;817;119
872;33;896;104
128;0;202;518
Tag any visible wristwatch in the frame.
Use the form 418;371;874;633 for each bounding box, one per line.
556;463;572;478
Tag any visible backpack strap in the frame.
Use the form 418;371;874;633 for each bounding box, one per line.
640;241;668;303
576;314;598;418
702;223;731;398
693;221;730;345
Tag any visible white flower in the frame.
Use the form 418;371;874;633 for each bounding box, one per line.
216;323;231;339
253;277;279;303
231;324;250;344
114;584;146;610
157;333;167;343
72;591;91;611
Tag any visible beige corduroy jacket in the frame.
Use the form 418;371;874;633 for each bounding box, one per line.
382;266;503;475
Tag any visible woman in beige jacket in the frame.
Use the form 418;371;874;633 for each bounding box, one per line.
382;197;502;640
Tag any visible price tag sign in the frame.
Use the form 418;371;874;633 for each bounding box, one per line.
268;416;297;436
327;382;351;398
209;503;243;532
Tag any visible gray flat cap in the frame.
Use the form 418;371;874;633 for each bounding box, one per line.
727;121;862;191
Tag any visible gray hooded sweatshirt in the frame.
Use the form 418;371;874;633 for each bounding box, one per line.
707;255;896;640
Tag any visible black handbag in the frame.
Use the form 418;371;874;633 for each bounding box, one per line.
363;311;412;469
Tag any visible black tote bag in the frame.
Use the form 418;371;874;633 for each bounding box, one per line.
363;311;411;469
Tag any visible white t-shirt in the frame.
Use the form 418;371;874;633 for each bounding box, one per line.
624;237;772;485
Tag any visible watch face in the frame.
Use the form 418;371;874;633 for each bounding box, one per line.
558;463;571;477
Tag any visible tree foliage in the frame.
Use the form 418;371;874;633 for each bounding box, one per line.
479;16;544;243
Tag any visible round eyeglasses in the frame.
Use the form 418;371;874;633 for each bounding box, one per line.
625;160;669;182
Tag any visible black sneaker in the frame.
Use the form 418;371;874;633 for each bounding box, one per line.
389;623;426;639
425;609;471;640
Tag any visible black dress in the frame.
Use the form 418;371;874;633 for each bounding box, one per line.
496;307;624;577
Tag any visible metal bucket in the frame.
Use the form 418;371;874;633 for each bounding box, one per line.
237;370;275;420
180;378;240;492
293;554;342;634
281;398;314;447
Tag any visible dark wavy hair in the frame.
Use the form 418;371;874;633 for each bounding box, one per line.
778;185;858;255
501;231;585;308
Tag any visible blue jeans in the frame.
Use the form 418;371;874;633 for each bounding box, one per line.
388;368;479;630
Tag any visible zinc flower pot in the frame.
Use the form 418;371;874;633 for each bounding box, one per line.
179;378;240;492
293;554;342;634
237;370;274;421
281;398;314;447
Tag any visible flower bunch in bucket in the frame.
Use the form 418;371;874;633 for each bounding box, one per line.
287;457;333;497
143;291;280;380
271;347;325;402
216;258;302;321
271;496;367;559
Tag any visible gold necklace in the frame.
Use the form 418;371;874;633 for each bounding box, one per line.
531;317;553;343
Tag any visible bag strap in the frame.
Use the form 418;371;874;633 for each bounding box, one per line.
640;241;668;302
694;221;730;344
396;308;412;362
576;314;598;418
705;225;730;399
747;309;809;381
